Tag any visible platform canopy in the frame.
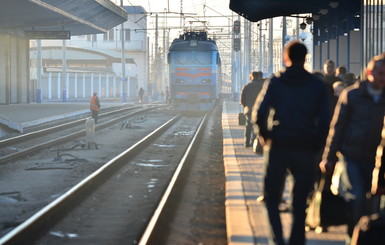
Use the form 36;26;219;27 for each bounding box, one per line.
0;0;128;37
229;0;354;22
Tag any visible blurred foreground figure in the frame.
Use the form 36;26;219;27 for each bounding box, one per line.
321;53;385;244
254;41;329;245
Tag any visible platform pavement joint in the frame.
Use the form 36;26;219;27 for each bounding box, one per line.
222;101;346;245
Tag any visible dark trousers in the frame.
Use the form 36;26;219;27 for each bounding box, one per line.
244;114;255;146
91;110;98;124
345;158;374;237
264;147;317;245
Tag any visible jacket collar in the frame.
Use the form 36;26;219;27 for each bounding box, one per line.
359;80;385;102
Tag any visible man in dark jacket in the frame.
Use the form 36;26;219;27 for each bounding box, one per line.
254;41;329;245
320;53;385;242
240;71;264;147
323;60;340;112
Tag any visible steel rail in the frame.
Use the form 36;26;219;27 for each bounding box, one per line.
0;114;181;245
0;105;144;148
139;113;209;245
0;106;162;164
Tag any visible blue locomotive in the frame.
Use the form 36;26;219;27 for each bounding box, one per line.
168;31;220;112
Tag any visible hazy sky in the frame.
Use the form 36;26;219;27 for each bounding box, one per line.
125;0;232;16
122;0;234;37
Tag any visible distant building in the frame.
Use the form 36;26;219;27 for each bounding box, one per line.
30;5;147;101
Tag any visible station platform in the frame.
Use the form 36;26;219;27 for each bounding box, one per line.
222;101;347;245
0;101;134;137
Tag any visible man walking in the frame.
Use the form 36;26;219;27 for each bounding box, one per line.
322;60;338;108
90;92;101;123
240;71;264;147
138;87;145;103
254;41;329;245
320;53;385;243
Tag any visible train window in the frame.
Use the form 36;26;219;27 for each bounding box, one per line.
216;53;221;65
174;51;212;65
175;52;193;64
194;52;212;65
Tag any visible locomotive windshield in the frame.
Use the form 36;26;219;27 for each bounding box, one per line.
174;51;212;65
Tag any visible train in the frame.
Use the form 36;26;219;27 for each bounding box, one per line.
168;31;221;112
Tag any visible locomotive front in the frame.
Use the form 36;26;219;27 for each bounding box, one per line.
168;32;220;112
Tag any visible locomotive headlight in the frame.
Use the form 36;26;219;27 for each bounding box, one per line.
202;79;211;83
176;79;184;83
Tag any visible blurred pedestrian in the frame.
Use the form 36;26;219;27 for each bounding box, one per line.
345;72;357;86
254;41;329;245
138;87;144;103
323;60;340;111
320;53;385;244
330;81;346;110
90;92;100;124
240;71;264;147
336;66;347;82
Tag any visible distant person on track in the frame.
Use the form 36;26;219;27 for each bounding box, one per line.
138;87;145;103
90;92;101;124
253;41;329;245
240;71;264;148
165;87;170;105
320;53;385;244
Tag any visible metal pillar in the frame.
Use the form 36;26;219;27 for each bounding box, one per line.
36;40;42;103
121;0;126;103
268;18;274;75
62;40;67;102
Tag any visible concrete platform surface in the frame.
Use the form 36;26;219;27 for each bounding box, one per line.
222;101;347;245
0;102;132;136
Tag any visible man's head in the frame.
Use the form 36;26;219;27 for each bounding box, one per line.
93;92;97;96
336;66;347;76
323;60;336;76
366;53;385;89
283;41;307;67
251;71;263;81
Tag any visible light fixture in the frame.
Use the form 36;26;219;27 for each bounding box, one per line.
319;8;329;15
313;14;320;20
329;2;339;8
300;22;307;30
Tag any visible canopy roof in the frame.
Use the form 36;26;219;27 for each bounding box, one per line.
0;0;127;36
229;0;358;22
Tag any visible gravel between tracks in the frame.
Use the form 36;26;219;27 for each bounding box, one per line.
0;109;175;237
162;103;227;244
0;105;227;244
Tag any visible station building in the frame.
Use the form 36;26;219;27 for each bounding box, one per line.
0;0;127;104
29;5;148;102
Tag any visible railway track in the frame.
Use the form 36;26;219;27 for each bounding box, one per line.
0;113;209;244
0;105;163;164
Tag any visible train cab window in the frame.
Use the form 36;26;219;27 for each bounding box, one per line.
174;51;212;65
175;52;193;64
194;52;212;65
